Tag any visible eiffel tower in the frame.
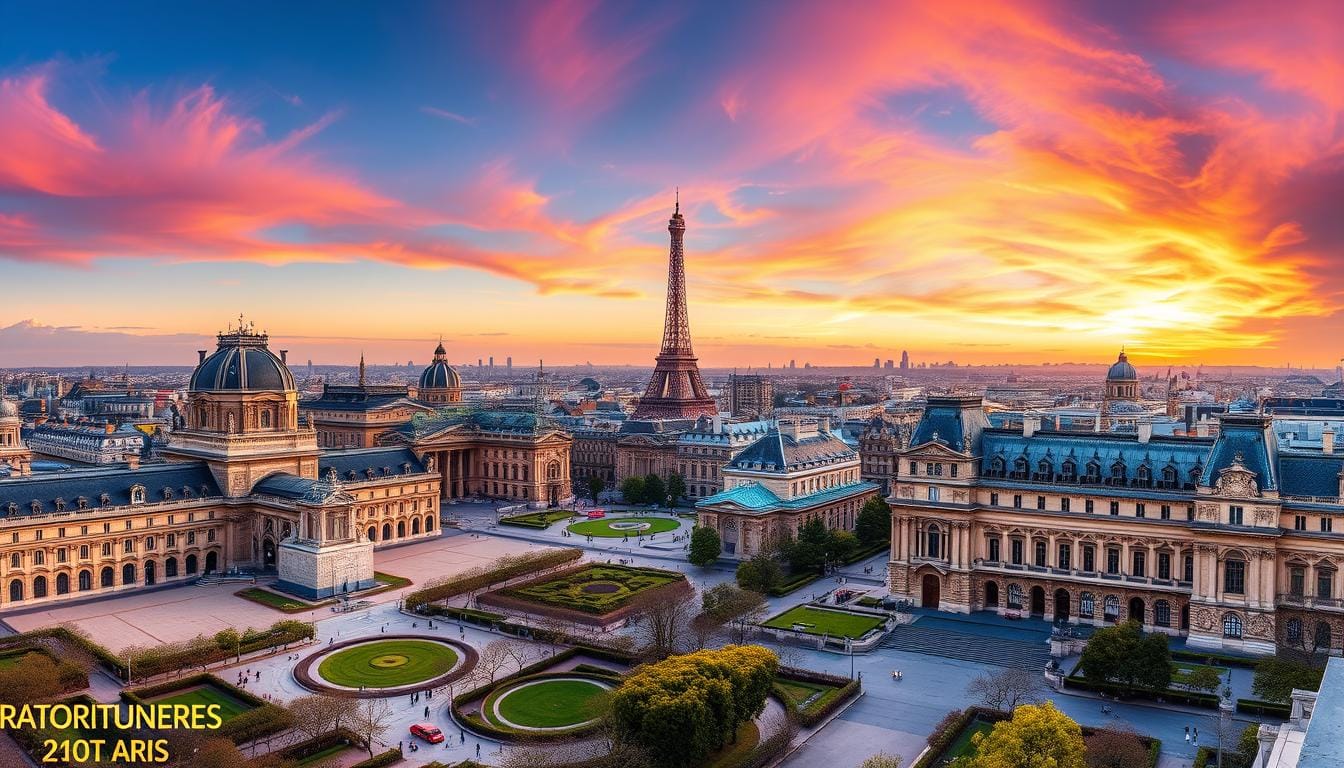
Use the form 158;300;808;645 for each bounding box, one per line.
631;194;718;420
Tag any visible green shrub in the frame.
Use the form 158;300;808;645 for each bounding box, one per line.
405;548;583;611
350;748;404;768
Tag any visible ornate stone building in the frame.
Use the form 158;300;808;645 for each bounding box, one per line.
888;386;1344;656
858;413;914;495
0;396;31;477
696;419;879;557
0;320;441;609
1100;350;1145;431
677;416;772;500
418;341;463;404
300;358;435;449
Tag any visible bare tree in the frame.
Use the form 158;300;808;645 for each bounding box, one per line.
499;639;535;672
290;694;359;741
348;699;395;758
630;589;694;660
966;668;1046;711
535;615;573;656
478;639;515;683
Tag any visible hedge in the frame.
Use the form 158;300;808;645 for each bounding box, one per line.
768;571;821;597
404;548;583;610
1237;698;1292;718
840;542;890;565
273;728;362;762
1065;667;1220;709
350;748;404;768
1171;649;1262;669
0;626;126;678
122;673;294;745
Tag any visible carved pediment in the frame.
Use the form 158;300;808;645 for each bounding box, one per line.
1214;453;1259;498
904;441;966;459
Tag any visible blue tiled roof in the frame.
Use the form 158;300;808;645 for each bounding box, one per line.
253;473;317;499
728;427;854;473
1279;453;1344;498
0;462;220;518
697;480;879;513
980;429;1211;488
1301;658;1344;768
319;447;427;482
911;397;987;453
396;409;562;438
1201;415;1278;490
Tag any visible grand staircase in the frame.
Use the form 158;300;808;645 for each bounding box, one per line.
880;621;1052;669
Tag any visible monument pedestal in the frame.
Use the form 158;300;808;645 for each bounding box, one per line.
276;537;375;600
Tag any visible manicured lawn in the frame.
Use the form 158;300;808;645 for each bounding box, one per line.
1173;661;1229;676
236;587;332;612
566;516;680;538
500;563;685;614
776;679;828;706
501;510;575;528
763;605;885;638
489;678;608;728
318;639;458;688
945;720;994;761
704;721;760;768
147;684;256;722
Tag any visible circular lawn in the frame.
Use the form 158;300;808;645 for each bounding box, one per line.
485;676;611;731
566;516;679;538
317;639;459;689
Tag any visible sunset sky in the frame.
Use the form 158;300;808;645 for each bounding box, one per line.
1;1;1342;368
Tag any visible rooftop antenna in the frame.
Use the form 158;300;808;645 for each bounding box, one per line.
675;186;679;215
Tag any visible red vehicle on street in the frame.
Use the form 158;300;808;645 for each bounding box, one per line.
410;723;444;744
586;509;607;518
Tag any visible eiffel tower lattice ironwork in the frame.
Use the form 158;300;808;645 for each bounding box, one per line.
632;195;718;420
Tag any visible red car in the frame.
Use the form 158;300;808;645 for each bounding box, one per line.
586;509;607;518
410;723;444;744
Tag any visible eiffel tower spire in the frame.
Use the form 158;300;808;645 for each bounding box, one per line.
632;195;717;420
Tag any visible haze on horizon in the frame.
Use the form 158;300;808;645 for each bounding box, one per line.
1;1;1342;369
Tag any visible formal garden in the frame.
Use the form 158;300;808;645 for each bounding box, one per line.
479;562;691;626
296;635;475;696
762;604;886;639
481;673;614;732
567;516;680;538
123;673;292;745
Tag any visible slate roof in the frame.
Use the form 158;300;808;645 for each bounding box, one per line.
980;429;1212;489
0;462;220;518
1278;452;1344;498
395;409;563;439
1201;414;1278;490
318;447;427;483
910;396;988;453
253;473;317;500
728;427;855;474
697;480;879;513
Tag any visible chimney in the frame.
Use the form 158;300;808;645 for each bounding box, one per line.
1023;415;1040;438
819;415;831;434
1137;422;1152;444
1324;429;1335;455
280;350;288;364
124;453;140;470
198;350;207;364
712;414;723;433
1195;420;1209;438
105;422;115;434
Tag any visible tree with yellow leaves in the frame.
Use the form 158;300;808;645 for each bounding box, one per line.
968;701;1086;768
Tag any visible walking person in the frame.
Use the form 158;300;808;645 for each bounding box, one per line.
424;705;430;718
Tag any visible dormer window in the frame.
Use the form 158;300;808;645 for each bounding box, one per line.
200;484;210;496
30;500;42;514
130;485;146;505
1061;460;1076;480
161;487;174;500
5;502;17;514
182;486;194;498
348;470;358;481
401;462;412;474
99;493;111;506
54;498;66;512
1085;461;1101;483
76;497;88;510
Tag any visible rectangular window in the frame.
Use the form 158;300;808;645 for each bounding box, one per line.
1106;548;1120;574
1132;551;1146;578
1229;505;1244;525
990;493;999;507
925;463;934;476
58;527;65;538
1184;555;1194;582
1013;495;1022;509
1290;567;1305;596
1061;498;1071;512
909;461;917;474
1187;506;1195;521
1011;539;1023;565
35;530;42;541
1295;515;1308;530
56;548;67;563
1109;501;1120;516
168;515;174;525
950;465;958;478
207;529;216;542
80;526;87;535
1224;559;1246;593
1085;500;1094;514
1136;503;1146;518
1037;496;1046;510
124;540;133;554
1158;552;1171;580
1160;505;1172;520
1057;544;1071;570
1319;571;1334;599
1083;545;1096;572
1034;540;1047;567
1323;517;1334;533
988;538;1001;562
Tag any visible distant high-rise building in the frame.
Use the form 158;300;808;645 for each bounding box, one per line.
900;350;909;370
874;358;881;368
507;357;513;370
884;359;894;369
728;373;775;419
804;362;812;369
789;359;797;369
477;358;483;368
489;356;494;368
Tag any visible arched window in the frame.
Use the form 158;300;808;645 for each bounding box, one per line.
1316;622;1332;649
1154;600;1171;627
260;410;272;429
990;457;1005;476
1104;595;1120;621
397;520;406;538
367;526;377;542
9;579;23;602
926;524;942;559
56;573;70;595
425;516;435;532
1080;592;1095;618
1223;614;1243;639
33;575;47;598
121;563;136;585
100;567;114;588
411;518;421;535
382;523;391;540
130;485;145;504
165;558;178;578
186;554;198;575
8;552;18;568
1286;618;1303;644
78;570;92;591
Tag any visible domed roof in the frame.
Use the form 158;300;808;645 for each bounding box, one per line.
0;396;17;418
1106;351;1138;381
190;321;295;393
419;341;460;390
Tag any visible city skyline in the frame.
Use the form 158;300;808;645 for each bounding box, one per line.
3;1;1343;367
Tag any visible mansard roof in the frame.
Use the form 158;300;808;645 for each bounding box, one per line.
319;447;427;482
697;479;879;513
979;428;1212;488
0;462;220;518
1201;414;1278;491
728;427;855;474
1278;452;1344;499
910;396;987;453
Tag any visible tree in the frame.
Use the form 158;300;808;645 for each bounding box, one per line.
826;529;859;564
860;753;903;768
621;476;647;505
689;527;722;566
966;668;1045;711
1083;728;1148;768
478;639;514;682
348;699;394;758
666;474;686;508
1252;656;1325;703
1079;621;1171;691
855;497;892;545
788;518;830;573
735;553;784;593
214;628;242;663
631;588;695;660
609;645;778;768
0;652;64;705
587;475;606;502
698;583;768;645
289;694;358;742
179;738;251;768
643;473;667;507
1180;665;1222;694
969;701;1086;768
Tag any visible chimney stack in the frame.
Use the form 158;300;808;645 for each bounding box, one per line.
1324;428;1335;455
1137;422;1153;444
105;422;115;434
1023;415;1040;438
1195;420;1209;438
125;453;140;470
